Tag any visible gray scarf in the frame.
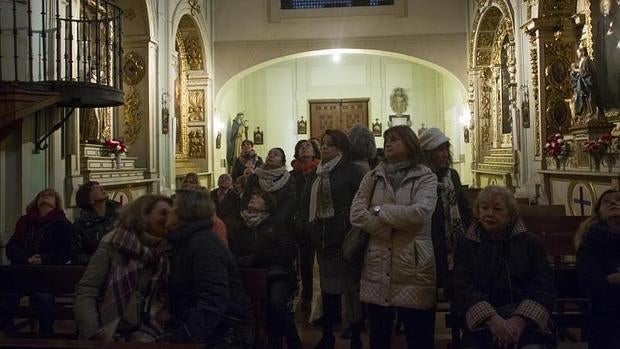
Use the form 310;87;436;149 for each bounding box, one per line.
240;209;270;228
309;154;343;222
254;165;290;192
384;160;414;190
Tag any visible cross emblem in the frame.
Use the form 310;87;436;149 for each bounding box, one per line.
572;186;592;216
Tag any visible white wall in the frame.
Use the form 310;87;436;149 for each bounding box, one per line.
215;52;468;180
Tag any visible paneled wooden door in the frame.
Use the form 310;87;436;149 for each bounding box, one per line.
309;99;369;139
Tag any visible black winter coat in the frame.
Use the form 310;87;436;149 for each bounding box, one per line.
231;217;297;284
7;209;73;265
72;200;120;265
241;173;296;226
167;219;253;344
576;223;620;349
430;169;472;292
301;158;364;250
453;222;556;347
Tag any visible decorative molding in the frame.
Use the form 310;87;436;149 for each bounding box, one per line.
188;90;205;122
124;9;136;21
123;52;145;86
189;0;201;17
529;32;541;156
175;32;190;159
188;126;205;159
123;85;142;145
184;34;204;70
543;41;574;136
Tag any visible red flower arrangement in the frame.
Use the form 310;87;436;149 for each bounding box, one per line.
583;134;615;159
544;133;570;159
104;138;127;155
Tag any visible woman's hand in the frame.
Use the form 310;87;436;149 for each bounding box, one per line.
506;316;527;345
486;315;515;349
27;254;42;265
606;272;620;285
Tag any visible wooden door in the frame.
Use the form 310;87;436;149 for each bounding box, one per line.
309;99;369;138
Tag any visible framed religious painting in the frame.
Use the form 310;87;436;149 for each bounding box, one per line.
297;116;307;134
592;0;620;120
254;127;264;145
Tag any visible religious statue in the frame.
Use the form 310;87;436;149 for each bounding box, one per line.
227;113;247;169
571;47;605;121
390;87;408;116
80;108;102;143
596;0;620;109
188;129;205;158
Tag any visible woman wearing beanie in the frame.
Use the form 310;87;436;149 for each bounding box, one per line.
300;129;364;349
350;125;438;349
290;139;321;311
241;147;296;226
419;127;472;301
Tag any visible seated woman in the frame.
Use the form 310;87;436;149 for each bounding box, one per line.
165;188;254;347
74;195;173;342
72;181;120;265
231;189;301;349
575;188;620;349
453;186;556;349
0;189;73;336
242;147;296;226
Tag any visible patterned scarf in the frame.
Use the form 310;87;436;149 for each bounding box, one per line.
309;154;342;222
255;165;290;193
240;209;270;228
99;227;170;336
384;160;414;191
438;170;464;269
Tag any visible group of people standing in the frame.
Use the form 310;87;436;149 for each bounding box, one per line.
1;124;619;349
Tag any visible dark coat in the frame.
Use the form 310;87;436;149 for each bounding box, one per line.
210;188;241;221
231;155;264;180
430;169;472;293
241;173;296;226
576;223;620;349
7;208;73;265
231;217;297;285
301;157;364;250
72;200;120;265
453;222;556;347
167;219;253;344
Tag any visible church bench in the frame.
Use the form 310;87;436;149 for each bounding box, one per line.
0;338;202;349
519;204;566;217
521;215;585;266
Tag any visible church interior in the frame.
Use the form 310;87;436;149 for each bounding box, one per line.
0;0;619;348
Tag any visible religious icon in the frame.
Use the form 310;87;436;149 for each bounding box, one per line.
521;89;530;129
216;131;222;149
162;98;170;135
297;116;307;135
463;126;470;143
254;127;264;145
372;119;382;136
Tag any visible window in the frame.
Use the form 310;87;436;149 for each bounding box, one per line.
281;0;394;10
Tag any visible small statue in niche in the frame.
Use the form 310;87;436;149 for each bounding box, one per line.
80;108;102;143
254;127;264;145
570;47;605;122
390;87;409;116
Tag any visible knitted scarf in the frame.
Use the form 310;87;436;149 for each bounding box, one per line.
254;165;290;193
437;170;464;269
99;227;170;337
240;209;270;228
291;158;320;175
384;160;414;191
309;154;342;222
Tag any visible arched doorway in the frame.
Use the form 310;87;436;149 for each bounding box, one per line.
469;1;518;188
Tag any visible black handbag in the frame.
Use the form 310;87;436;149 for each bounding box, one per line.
342;177;378;264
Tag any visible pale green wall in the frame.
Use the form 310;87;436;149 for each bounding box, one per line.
216;53;468;182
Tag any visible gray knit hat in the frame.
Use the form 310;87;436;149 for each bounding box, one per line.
419;127;450;151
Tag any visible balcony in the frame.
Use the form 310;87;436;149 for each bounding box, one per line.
1;0;123;109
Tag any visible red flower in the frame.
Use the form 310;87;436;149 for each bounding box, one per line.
104;138;128;155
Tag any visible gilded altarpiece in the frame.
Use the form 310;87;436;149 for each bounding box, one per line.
524;0;620;213
469;1;518;188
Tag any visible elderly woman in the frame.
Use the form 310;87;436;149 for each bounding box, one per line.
232;189;301;349
242;147;296;226
74;195;173;342
576;188;620;349
290;139;321;311
72;181;120;265
453;186;556;349
419;127;472;299
301;129;364;349
350;125;438;349
165;189;254;347
0;189;73;335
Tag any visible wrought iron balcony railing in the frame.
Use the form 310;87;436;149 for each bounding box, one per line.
0;0;123;107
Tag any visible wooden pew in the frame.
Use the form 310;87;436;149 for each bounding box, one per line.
521;215;585;266
519;204;566;217
0;338;202;349
463;188;481;206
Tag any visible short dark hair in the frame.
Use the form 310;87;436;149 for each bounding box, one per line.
174;188;215;222
251;189;277;214
294;140;320;160
349;124;377;161
383;125;422;166
323;129;350;154
76;181;100;210
241;139;254;147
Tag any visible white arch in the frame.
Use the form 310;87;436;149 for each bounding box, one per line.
215;48;467;107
